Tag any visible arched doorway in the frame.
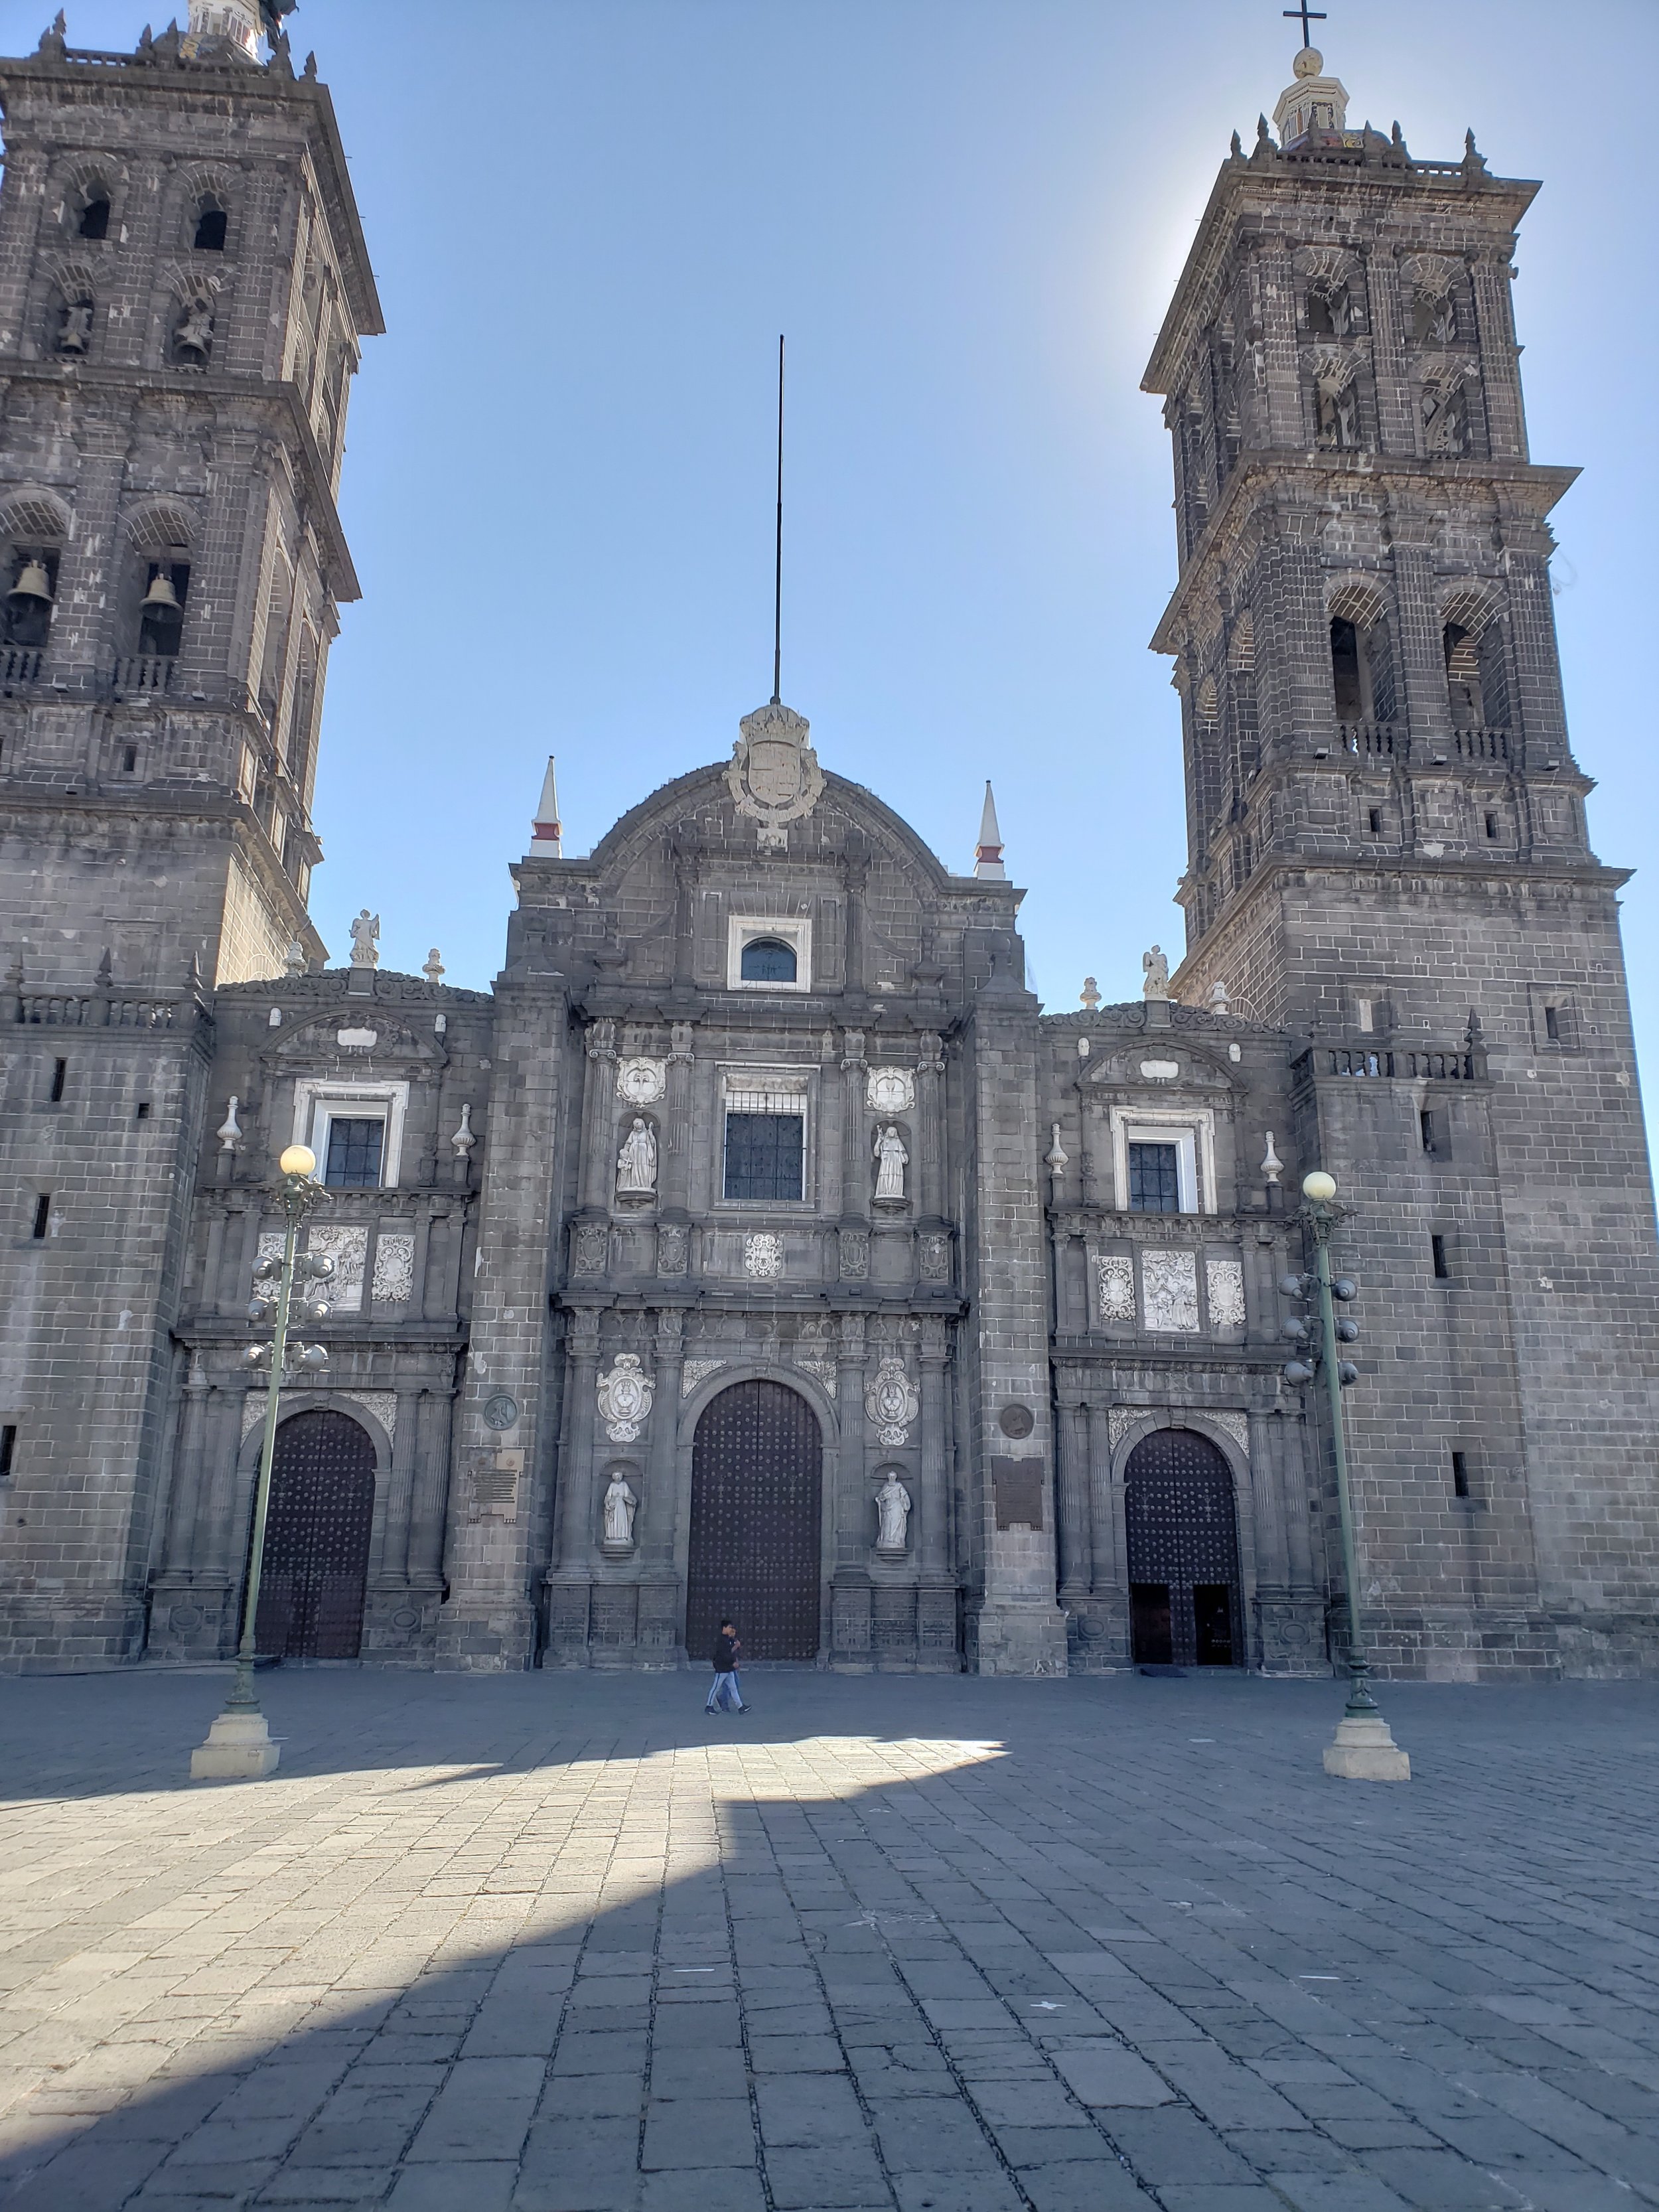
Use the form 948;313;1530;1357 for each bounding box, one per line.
1124;1428;1243;1668
253;1410;376;1660
686;1380;822;1663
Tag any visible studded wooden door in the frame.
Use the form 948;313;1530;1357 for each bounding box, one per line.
1123;1428;1242;1667
687;1380;822;1662
253;1410;376;1660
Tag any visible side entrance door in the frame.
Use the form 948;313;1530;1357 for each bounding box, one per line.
253;1409;376;1660
1124;1427;1243;1667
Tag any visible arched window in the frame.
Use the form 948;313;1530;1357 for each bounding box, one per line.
1421;378;1469;457
1329;612;1398;726
3;549;58;653
171;296;214;368
193;198;228;252
1410;287;1457;346
739;936;797;984
52;289;96;357
138;557;190;659
77;193;110;242
1305;280;1351;336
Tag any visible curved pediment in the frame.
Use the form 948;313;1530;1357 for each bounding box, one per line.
265;1011;441;1074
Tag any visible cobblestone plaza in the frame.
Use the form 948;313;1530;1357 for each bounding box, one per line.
3;1669;1659;2210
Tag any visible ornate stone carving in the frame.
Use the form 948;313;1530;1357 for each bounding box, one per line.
573;1222;609;1275
865;1358;919;1447
725;699;824;848
341;1390;397;1443
216;1095;242;1152
371;1232;415;1305
309;1224;368;1311
656;1222;688;1274
1094;1254;1135;1323
794;1357;837;1399
1206;1256;1246;1329
1210;1410;1250;1454
744;1232;783;1278
1142;1250;1199;1333
616;1057;667;1105
616;1116;658;1196
597;1353;654;1443
838;1226;869;1280
1107;1406;1138;1452
451;1102;476;1159
682;1358;725;1398
873;1124;908;1203
874;1471;912;1554
917;1232;950;1282
866;1066;915;1116
601;1471;638;1552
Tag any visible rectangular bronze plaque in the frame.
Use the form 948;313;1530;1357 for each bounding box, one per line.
992;1457;1045;1531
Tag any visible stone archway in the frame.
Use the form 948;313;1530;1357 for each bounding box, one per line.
253;1409;376;1660
1123;1427;1243;1667
686;1380;822;1663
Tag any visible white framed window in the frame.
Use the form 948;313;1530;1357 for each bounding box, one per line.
291;1078;409;1189
727;914;813;994
719;1071;811;1204
1108;1106;1214;1215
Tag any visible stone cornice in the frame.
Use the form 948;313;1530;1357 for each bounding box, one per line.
1149;453;1578;652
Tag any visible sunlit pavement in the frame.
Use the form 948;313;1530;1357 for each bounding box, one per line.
2;1667;1658;2211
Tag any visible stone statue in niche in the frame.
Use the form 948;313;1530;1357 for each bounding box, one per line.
873;1124;908;1203
601;1472;638;1551
874;1472;912;1554
1141;945;1169;1001
616;1116;658;1196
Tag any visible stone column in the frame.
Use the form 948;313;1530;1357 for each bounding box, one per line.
1055;1397;1092;1605
376;1384;423;1582
577;1019;618;1215
409;1200;435;1321
660;1023;695;1217
638;1309;685;1663
915;1317;956;1668
1364;244;1413;458
841;1031;868;1224
916;1033;946;1220
1086;1401;1130;1668
1470;251;1526;461
545;1307;602;1664
407;1388;455;1590
1390;538;1451;753
830;1312;873;1668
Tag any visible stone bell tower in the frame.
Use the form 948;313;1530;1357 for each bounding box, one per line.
0;5;379;1666
1144;46;1659;1674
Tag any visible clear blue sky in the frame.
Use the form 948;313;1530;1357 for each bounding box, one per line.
46;1;1659;1120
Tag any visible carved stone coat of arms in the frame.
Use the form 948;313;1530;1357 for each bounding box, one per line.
726;700;824;848
597;1353;655;1443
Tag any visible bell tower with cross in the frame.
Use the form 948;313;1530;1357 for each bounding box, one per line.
1142;40;1659;1674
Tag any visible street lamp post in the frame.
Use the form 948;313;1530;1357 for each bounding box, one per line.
1283;1169;1410;1783
190;1143;331;1780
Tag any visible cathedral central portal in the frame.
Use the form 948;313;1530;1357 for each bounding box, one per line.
685;1382;824;1663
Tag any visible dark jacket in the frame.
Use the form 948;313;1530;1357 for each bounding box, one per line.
712;1633;739;1672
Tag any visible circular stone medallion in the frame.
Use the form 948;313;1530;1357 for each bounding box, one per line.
482;1392;520;1432
998;1403;1035;1439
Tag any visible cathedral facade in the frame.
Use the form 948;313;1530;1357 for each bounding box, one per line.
1;13;1655;1682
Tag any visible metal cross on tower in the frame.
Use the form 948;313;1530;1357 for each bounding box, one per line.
1283;1;1327;46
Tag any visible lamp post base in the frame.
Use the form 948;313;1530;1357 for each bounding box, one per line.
1323;1712;1410;1781
190;1709;280;1781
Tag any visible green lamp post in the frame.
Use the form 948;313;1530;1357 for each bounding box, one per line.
1284;1169;1410;1782
190;1143;332;1780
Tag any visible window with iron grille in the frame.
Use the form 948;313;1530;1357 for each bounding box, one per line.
325;1116;385;1189
1128;1141;1181;1214
723;1092;806;1202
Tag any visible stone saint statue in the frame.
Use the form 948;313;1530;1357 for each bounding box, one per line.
602;1473;637;1549
875;1472;912;1552
348;909;380;968
616;1116;658;1196
1142;945;1170;1001
873;1124;908;1202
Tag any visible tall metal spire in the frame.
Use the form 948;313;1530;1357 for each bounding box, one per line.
771;334;785;705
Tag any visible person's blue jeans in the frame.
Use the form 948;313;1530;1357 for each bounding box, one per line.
705;1670;744;1712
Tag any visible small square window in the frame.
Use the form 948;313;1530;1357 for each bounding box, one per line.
723;1110;804;1202
324;1116;385;1189
1128;1142;1181;1214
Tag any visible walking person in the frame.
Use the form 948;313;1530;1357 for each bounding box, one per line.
705;1619;750;1714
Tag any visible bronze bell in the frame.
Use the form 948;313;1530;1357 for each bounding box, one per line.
6;559;52;606
139;569;181;611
